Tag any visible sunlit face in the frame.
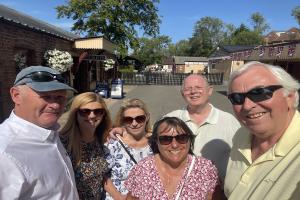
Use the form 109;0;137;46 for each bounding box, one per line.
181;75;212;108
77;101;105;133
157;122;190;167
11;86;67;129
122;107;147;138
230;65;295;140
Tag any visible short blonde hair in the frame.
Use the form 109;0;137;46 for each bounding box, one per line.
114;98;152;133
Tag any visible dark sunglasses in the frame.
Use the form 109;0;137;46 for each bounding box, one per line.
15;71;65;85
228;85;283;105
122;115;146;125
158;134;190;145
78;108;105;117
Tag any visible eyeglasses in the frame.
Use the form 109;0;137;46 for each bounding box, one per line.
158;134;190;145
228;85;283;105
122;115;146;125
78;108;105;117
15;71;65;85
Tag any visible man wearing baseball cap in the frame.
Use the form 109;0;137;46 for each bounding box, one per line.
0;66;79;199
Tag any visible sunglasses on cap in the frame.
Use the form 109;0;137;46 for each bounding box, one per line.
122;115;146;125
158;134;190;145
78;108;105;117
228;85;283;105
15;71;65;85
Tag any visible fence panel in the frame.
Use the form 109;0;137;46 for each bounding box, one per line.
121;72;223;85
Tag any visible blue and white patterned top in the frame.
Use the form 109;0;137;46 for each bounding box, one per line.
104;139;152;200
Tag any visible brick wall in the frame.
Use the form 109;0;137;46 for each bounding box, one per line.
0;20;75;121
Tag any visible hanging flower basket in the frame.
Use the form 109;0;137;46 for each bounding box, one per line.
103;58;115;71
44;49;73;73
14;53;27;70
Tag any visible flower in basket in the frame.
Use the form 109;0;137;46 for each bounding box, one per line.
103;59;115;71
44;49;73;73
14;53;27;70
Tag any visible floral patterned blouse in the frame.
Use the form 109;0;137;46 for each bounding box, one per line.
125;155;219;200
62;139;109;200
104;139;153;200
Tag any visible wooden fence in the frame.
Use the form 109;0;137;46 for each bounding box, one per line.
120;72;224;85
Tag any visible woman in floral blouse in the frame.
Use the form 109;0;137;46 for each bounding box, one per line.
125;117;221;200
104;98;153;200
60;92;112;200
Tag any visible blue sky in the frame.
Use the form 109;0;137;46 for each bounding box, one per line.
0;0;299;43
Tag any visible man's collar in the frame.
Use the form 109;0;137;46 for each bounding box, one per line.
183;104;218;125
274;110;300;156
10;111;57;142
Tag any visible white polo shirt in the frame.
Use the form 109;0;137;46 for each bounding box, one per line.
165;104;241;182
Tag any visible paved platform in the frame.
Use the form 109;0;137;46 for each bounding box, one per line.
58;84;234;127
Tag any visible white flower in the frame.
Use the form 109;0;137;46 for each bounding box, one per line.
14;53;27;70
44;49;73;72
103;59;115;71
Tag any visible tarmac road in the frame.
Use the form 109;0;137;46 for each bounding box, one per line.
108;84;235;125
59;84;235;127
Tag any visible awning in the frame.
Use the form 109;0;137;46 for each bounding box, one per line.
74;37;116;54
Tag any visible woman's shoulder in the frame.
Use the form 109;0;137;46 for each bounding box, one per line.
104;138;120;147
193;155;218;172
133;155;155;169
128;155;156;179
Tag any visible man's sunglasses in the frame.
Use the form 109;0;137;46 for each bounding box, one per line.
158;134;190;145
228;85;283;105
78;108;105;117
15;71;65;85
122;115;146;125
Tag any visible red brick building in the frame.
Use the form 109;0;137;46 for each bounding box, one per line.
0;5;116;120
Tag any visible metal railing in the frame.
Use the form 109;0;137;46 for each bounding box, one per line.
120;72;224;85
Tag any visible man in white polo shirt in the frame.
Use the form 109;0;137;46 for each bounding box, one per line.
165;74;240;183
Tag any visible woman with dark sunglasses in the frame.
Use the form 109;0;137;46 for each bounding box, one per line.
103;99;153;200
60;92;112;200
125;117;222;200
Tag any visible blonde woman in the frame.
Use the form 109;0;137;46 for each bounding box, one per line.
60;92;112;200
104;99;153;200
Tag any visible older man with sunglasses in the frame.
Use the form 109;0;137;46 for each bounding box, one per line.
0;66;79;199
224;61;300;200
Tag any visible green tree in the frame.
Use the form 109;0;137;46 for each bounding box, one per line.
292;6;300;25
250;12;270;34
230;24;263;45
132;35;171;66
189;17;232;56
193;17;225;48
233;23;250;35
231;31;263;45
56;0;161;54
223;23;236;44
168;39;190;56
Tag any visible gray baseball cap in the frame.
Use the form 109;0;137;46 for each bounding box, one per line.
14;66;77;92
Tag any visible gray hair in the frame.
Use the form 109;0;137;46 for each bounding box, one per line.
228;61;300;108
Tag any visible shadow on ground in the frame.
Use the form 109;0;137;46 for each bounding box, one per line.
217;91;227;96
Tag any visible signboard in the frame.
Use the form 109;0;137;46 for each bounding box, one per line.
83;55;106;61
